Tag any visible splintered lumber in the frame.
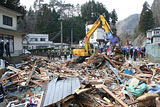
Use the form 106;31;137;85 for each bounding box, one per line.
103;54;119;69
100;85;129;107
7;66;21;73
127;93;159;105
38;91;44;107
75;88;92;95
26;61;37;86
30;80;43;87
1;70;24;82
119;73;147;82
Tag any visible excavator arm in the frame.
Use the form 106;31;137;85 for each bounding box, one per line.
73;15;111;57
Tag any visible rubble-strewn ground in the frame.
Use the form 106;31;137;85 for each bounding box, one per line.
0;47;160;107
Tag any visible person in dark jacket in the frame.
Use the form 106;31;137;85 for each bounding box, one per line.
5;42;11;57
130;48;133;59
126;48;129;60
123;47;126;57
143;47;146;57
134;49;138;61
0;40;4;58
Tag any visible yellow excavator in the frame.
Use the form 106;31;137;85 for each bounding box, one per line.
73;15;112;62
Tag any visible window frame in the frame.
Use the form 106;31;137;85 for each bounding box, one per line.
3;15;13;26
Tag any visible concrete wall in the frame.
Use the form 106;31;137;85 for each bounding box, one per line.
146;43;160;63
14;34;22;51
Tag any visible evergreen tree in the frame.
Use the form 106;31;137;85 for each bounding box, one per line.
110;9;118;26
110;9;118;36
35;4;60;34
0;0;26;14
63;17;85;43
139;1;154;33
81;0;110;23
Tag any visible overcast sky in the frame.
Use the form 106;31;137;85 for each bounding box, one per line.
20;0;154;20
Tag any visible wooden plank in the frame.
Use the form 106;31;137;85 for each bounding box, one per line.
26;61;37;86
103;54;119;69
100;85;129;107
75;88;92;95
7;66;21;73
38;91;44;107
1;70;23;81
30;80;43;87
119;73;147;82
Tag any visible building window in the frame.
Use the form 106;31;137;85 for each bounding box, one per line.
30;38;38;42
40;38;45;41
3;15;13;26
156;31;160;34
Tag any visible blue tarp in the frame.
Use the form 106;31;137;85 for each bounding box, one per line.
106;31;113;40
111;37;118;46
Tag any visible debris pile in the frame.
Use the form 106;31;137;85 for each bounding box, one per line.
0;47;160;107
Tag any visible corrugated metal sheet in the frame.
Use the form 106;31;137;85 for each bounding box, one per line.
43;77;80;107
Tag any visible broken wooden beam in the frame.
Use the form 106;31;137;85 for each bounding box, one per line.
103;54;119;69
100;84;129;107
119;73;147;82
75;88;93;95
26;60;37;86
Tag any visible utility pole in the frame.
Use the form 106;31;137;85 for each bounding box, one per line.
61;20;63;51
71;28;73;47
60;0;63;52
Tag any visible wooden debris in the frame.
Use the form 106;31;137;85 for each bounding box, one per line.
100;84;129;107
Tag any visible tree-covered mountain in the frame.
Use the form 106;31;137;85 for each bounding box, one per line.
116;14;140;36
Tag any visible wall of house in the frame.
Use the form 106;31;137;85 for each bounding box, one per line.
14;34;22;54
89;28;106;44
146;43;160;63
28;34;49;42
153;37;160;43
0;9;17;30
147;31;152;38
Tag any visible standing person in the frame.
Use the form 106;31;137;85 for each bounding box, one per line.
126;48;129;60
47;50;50;59
134;49;138;61
143;47;146;57
141;48;144;58
130;47;133;59
138;47;141;59
0;40;4;58
123;47;126;57
5;41;10;57
70;49;72;59
57;50;62;60
64;50;67;60
51;50;55;60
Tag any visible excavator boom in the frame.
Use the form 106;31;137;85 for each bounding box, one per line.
73;15;111;57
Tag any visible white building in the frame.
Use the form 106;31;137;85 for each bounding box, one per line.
0;5;23;56
86;24;106;44
146;27;160;44
23;34;53;50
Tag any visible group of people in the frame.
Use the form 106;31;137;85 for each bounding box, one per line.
121;47;146;61
0;40;11;58
47;49;72;60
